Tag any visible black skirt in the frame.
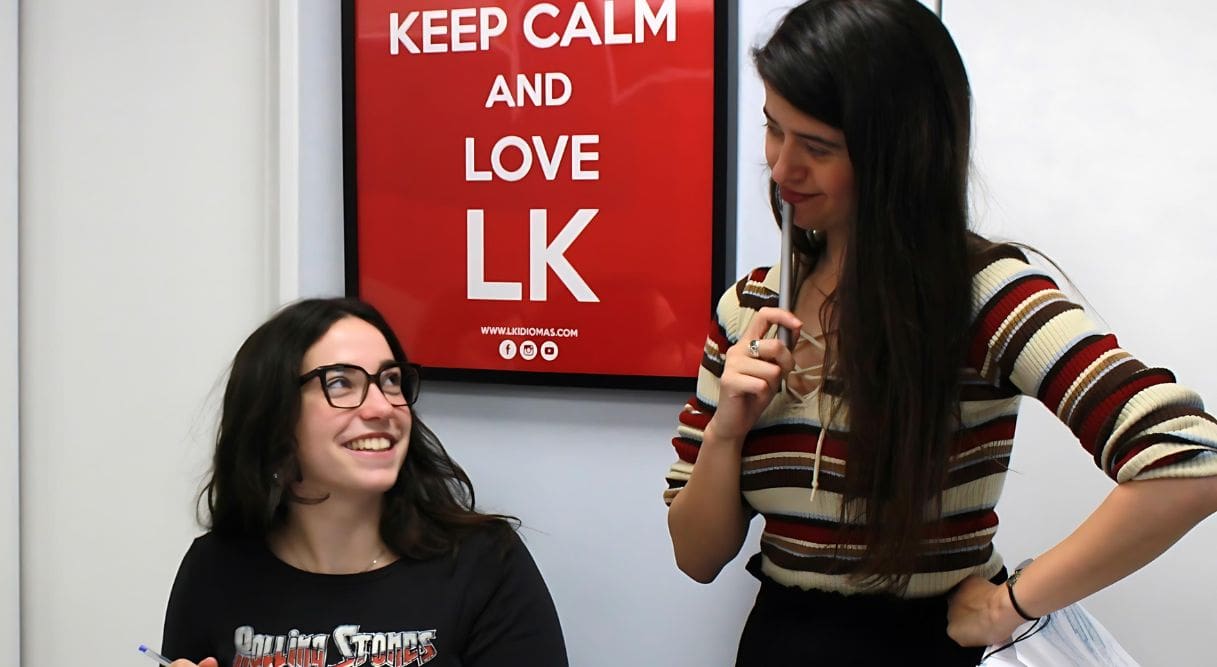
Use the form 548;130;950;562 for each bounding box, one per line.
736;554;1001;667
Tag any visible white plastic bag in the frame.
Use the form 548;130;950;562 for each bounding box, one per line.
979;603;1140;666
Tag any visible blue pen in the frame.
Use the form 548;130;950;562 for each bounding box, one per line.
137;644;173;666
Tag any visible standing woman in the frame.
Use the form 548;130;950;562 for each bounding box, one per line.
161;298;568;667
664;1;1217;664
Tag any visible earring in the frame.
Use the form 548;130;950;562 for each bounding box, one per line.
266;472;285;521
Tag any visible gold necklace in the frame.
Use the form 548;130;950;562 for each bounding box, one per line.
364;546;389;572
282;538;391;574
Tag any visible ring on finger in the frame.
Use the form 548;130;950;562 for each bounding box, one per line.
748;339;762;359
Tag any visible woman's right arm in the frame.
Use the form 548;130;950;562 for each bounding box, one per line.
667;307;801;583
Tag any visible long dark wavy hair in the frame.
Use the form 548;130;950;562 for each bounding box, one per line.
201;298;515;560
755;0;977;589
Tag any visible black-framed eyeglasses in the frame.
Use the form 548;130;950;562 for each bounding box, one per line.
298;362;421;409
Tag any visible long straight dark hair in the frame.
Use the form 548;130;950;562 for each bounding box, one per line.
202;298;514;560
755;0;974;589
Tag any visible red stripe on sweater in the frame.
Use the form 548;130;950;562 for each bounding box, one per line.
1136;449;1201;473
923;511;1000;539
952;417;1018;455
678;404;711;431
672;438;701;464
765;517;859;545
969;276;1058;368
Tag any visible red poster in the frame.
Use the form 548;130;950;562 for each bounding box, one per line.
344;0;724;387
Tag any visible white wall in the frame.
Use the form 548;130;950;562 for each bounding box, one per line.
949;2;1217;665
2;0;20;662
15;1;1217;667
19;1;275;665
295;0;345;297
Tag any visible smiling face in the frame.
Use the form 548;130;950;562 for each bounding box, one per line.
293;316;412;501
762;83;857;237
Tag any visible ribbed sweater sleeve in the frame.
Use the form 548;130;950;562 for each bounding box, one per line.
969;245;1217;482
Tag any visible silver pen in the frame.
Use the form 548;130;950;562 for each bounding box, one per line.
777;198;795;349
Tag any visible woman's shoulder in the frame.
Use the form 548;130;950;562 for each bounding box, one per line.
453;521;528;564
715;266;783;337
178;531;265;570
965;235;1059;295
168;531;266;601
966;234;1031;275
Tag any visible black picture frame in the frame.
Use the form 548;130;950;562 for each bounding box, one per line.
341;0;729;391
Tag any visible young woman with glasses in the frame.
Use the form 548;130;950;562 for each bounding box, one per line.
159;298;567;667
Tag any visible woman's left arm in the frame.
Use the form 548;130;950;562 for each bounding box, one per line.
462;530;569;666
951;250;1217;646
949;465;1217;647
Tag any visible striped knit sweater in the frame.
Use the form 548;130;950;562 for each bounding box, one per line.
664;244;1217;598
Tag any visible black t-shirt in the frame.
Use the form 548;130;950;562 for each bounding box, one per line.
161;528;568;667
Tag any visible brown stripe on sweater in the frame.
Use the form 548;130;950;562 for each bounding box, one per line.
738;280;778;311
760;538;1005;570
1058;349;1134;424
1068;358;1149;439
743;454;847;478
968;242;1027;275
760;543;863;574
950;442;1014;468
690;395;717;415
1106;431;1216;478
743;468;848;494
701;350;724;378
994;298;1082;385
1091;369;1179;471
1111;435;1211;478
989;289;1061;360
764;534;864;557
970;281;1027;379
1040;332;1113;406
920;532;1000;554
1121;404;1217;444
750;422;842;438
952;418;1017;449
945;458;1011;488
764;512;852;532
915;542;996;573
762;540;994;575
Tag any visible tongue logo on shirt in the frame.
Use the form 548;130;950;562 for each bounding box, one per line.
232;624;438;667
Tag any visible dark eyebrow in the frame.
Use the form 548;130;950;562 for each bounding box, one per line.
763;108;845;150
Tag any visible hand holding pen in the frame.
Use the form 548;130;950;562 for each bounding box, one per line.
138;644;218;667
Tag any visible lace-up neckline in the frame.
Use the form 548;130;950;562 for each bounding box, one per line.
783;329;836;504
786;329;827;405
